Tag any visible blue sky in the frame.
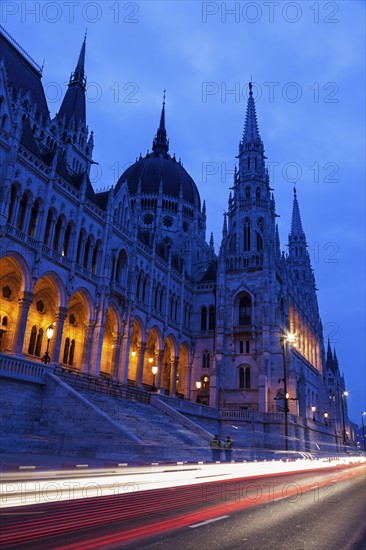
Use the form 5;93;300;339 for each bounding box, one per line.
2;1;365;421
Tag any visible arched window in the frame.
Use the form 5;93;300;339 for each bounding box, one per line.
202;350;210;369
7;184;18;225
276;389;285;412
69;340;75;366
53;216;63;252
91;241;100;274
256;231;263;251
239;367;244;389
83;236;93;269
245;366;251;388
63;338;70;364
201;306;207;331
142;278;147;302
239;295;251;325
208;306;215;330
28;326;37;355
28;200;40;237
63;222;73;258
63;338;75;366
43;210;53;246
34;328;43;357
16;192;28;230
239;366;251;389
256;187;260;199
136;272;143;299
245;186;250;199
76;231;85;264
115;250;128;285
244;220;251;251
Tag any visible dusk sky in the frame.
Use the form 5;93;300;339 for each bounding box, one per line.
2;1;365;420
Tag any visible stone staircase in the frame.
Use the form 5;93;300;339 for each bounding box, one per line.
80;389;212;462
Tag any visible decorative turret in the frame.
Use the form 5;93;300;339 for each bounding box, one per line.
287;188;311;270
58;33;87;129
152;92;169;154
238;82;266;182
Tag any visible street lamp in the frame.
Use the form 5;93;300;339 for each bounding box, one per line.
151;365;158;392
280;331;296;453
362;412;366;452
341;391;349;449
311;406;316;421
324;412;329;426
41;324;54;364
196;381;202;403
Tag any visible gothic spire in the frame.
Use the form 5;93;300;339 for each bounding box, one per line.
152;91;169;154
290;187;305;238
58;34;87;128
71;30;87;86
242;82;262;144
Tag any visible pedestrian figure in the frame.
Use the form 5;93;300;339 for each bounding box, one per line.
210;434;221;461
224;436;233;461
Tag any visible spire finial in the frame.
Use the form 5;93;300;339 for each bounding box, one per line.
152;91;169;154
290;187;304;237
242;81;261;143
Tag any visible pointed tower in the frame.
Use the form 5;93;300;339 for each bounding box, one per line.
54;34;92;176
238;81;267;186
287;188;314;283
152;92;169;154
221;82;276;271
58;33;87;129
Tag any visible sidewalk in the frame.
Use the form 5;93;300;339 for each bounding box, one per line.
0;451;130;472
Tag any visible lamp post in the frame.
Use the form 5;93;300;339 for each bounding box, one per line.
196;381;202;403
311;406;316;421
323;412;329;426
151;365;158;392
41;324;54;364
362;412;366;452
341;390;348;450
280;332;296;454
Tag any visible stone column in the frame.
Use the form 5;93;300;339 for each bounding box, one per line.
186;361;193;401
50;306;68;363
13;291;33;354
112;334;123;381
170;355;179;396
136;342;147;386
81;321;96;373
121;331;132;384
156;350;164;389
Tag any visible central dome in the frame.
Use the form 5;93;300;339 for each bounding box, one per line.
115;98;201;209
116;152;200;208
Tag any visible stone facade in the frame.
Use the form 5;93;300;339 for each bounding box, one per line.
0;29;351;452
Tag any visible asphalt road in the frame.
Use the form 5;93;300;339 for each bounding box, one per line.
1;464;364;549
132;472;366;550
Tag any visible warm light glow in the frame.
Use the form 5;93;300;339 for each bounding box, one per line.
311;406;316;412
343;391;349;397
152;365;158;375
203;376;209;383
285;392;289;399
324;412;329;418
286;332;297;345
131;350;136;357
46;325;54;340
148;357;153;364
196;381;202;390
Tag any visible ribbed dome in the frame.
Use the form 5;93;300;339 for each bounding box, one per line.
116;152;201;209
115;96;201;209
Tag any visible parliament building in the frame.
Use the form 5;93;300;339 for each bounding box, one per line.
0;27;352;455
